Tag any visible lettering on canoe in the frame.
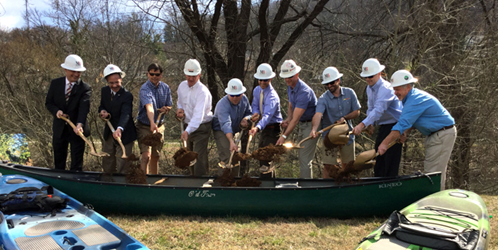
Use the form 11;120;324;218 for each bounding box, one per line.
188;190;216;198
379;182;403;189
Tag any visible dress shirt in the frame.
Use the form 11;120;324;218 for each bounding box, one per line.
251;84;283;130
212;95;252;135
65;78;75;95
137;80;173;125
177;80;213;134
287;79;317;121
363;77;402;126
316;87;361;145
392;88;455;136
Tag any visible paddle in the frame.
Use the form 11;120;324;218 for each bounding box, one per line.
59;116;109;157
100;114;127;159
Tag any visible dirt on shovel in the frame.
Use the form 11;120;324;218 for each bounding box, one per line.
231;152;252;163
251;144;287;162
141;133;163;147
328;160;362;183
215;170;262;187
173;147;198;169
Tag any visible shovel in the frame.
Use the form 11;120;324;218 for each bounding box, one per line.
173;118;197;170
283;122;343;149
100;114;127;159
141;112;164;147
353;140;399;170
59;116;109;157
219;138;240;169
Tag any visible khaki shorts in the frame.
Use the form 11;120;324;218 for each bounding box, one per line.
136;122;165;156
322;141;355;165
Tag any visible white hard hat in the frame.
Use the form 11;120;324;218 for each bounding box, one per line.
225;78;247;95
254;63;276;80
184;59;202;76
321;67;343;84
390;70;418;88
360;58;385;77
279;60;301;78
102;64;126;81
61;54;86;72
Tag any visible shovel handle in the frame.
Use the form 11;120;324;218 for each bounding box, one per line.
375;140;399;157
155;112;164;125
101;114;127;158
295;122;344;147
60;116;108;157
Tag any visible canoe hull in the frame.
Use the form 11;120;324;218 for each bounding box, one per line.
0;163;441;218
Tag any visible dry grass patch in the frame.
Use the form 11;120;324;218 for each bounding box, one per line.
107;195;498;249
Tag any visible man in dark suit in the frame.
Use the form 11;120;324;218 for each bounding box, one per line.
45;54;92;171
98;64;137;173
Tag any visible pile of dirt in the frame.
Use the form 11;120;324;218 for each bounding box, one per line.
251;144;287;162
173;147;198;169
126;163;147;184
215;169;236;186
328;160;361;182
125;153;140;162
235;174;261;187
141;133;163;147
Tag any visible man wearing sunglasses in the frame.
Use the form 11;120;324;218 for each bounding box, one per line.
176;59;213;176
276;60;318;178
310;67;361;178
136;63;173;174
352;58;403;177
249;63;283;177
212;79;252;176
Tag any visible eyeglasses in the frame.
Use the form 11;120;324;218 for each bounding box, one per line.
364;75;374;79
258;79;270;82
229;94;242;97
149;72;161;77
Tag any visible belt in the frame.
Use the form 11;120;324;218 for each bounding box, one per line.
299;120;312;123
266;123;281;129
429;125;454;137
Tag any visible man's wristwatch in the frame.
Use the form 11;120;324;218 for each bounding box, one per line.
282;134;287;139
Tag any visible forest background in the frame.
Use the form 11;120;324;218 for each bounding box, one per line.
0;0;497;193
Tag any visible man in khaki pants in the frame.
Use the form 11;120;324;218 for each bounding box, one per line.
310;67;360;178
378;70;456;190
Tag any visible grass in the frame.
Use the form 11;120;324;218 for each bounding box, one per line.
107;194;498;249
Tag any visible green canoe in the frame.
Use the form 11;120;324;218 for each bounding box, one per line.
355;189;490;250
0;162;441;218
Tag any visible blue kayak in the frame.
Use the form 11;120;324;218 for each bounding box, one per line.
0;174;148;250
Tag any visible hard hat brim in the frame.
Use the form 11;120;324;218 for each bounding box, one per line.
254;72;276;80
61;63;86;72
279;66;301;78
390;78;418;88
225;86;247;95
184;69;201;76
360;65;385;77
321;73;343;84
102;72;126;82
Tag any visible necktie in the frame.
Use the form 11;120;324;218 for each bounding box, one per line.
111;92;115;101
259;89;264;116
65;82;73;102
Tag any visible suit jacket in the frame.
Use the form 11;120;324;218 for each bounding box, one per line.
98;86;137;145
45;77;92;139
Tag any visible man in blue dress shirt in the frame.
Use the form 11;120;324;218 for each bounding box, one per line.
249;63;283;177
378;70;456;190
212;79;252;176
311;67;361;178
352;58;403;177
276;60;318;178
